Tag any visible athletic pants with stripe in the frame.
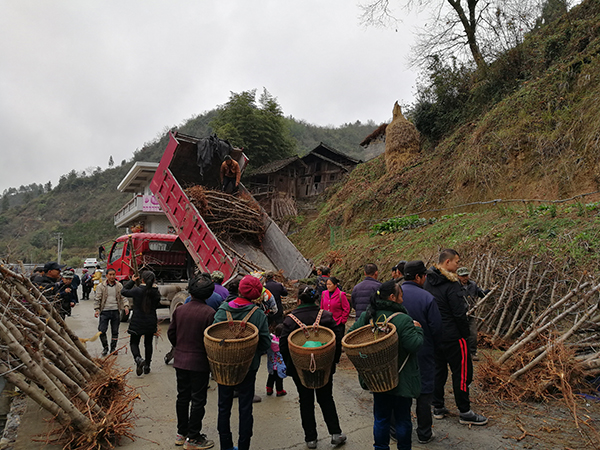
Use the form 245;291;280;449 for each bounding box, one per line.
432;338;473;413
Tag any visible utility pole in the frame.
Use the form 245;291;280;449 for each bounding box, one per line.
55;233;63;264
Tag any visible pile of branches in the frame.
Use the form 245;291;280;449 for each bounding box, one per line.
185;185;266;244
467;254;600;392
0;265;137;449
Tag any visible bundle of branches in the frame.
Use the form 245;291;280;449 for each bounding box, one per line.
0;265;137;449
185;185;266;244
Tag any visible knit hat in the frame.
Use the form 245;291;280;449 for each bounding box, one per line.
211;270;225;283
61;270;75;279
238;275;263;301
188;273;215;301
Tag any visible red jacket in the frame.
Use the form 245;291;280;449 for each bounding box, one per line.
320;288;350;325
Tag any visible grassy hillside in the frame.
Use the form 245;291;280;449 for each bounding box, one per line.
290;0;600;287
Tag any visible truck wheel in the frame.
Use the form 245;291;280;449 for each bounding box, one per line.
120;309;130;323
169;291;188;321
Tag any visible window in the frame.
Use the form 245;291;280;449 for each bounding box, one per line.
109;241;124;264
314;175;321;183
149;241;172;251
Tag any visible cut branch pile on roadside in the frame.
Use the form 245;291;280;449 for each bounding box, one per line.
0;264;138;449
185;186;266;245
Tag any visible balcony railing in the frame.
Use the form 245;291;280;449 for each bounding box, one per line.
114;194;163;227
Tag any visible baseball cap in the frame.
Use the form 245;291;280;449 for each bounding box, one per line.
44;261;65;272
404;261;427;279
457;267;470;276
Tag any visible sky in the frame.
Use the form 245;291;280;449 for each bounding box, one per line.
0;0;422;194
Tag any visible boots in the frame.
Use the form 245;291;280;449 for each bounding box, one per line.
100;334;109;357
110;339;117;355
135;357;145;376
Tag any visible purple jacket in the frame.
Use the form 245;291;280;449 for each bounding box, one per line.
167;298;215;372
214;283;229;300
351;277;382;318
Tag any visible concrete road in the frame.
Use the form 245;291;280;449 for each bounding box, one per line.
14;296;531;450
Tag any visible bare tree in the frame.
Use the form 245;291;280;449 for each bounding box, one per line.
359;0;573;71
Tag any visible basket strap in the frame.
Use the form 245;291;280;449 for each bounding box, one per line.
312;309;324;333
226;311;235;332
288;313;310;339
240;306;260;330
398;354;410;374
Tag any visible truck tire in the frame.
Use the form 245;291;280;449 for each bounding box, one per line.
120;309;130;323
169;291;189;321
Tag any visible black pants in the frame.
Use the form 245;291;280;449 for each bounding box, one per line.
468;316;478;355
176;369;210;441
415;392;433;441
98;310;120;351
433;339;473;413
222;177;238;194
129;332;154;365
218;369;257;450
82;285;92;300
266;373;284;391
291;372;342;442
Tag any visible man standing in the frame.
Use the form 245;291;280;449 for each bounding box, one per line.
350;263;381;319
35;261;64;295
457;267;488;361
264;271;288;325
94;268;128;356
424;249;488;426
81;269;93;300
168;273;216;450
220;155;241;194
401;261;443;444
56;270;77;319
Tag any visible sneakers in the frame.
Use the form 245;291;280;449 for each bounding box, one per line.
306;441;317;449
175;433;186;446
183;435;214;449
418;431;435;444
101;348;108;357
266;386;273;396
276;390;287;397
331;433;347;446
459;410;488;425
143;364;151;374
252;394;261;403
135;357;145;376
433;406;449;419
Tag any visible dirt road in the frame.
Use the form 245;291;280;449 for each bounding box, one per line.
12;296;593;450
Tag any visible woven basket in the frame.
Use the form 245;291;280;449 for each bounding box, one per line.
288;326;336;389
204;319;259;386
342;323;399;392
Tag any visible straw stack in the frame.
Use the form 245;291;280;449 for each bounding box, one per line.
385;101;420;172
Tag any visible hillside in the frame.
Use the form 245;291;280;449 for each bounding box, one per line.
290;0;600;287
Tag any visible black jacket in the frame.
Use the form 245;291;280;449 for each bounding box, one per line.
121;280;161;335
265;279;288;321
279;304;343;378
424;265;469;343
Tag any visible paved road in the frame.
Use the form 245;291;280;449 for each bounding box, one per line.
14;295;531;450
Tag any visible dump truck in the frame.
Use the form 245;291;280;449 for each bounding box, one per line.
107;131;311;320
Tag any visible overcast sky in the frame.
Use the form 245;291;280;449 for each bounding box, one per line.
0;1;422;194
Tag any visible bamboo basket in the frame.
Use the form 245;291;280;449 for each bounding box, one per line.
288;321;336;389
342;323;399;392
204;310;259;386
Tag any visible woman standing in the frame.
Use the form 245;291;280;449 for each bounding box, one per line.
121;271;161;376
280;286;347;449
320;277;351;326
347;280;423;450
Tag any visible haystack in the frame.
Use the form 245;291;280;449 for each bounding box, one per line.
385;102;420;172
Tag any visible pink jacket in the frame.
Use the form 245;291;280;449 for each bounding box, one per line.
320;288;350;325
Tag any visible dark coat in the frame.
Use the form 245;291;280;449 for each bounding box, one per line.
265;279;288;322
168;298;215;372
349;299;423;398
279;304;344;378
56;281;76;317
205;292;224;311
350;277;382;318
462;280;486;306
401;281;443;393
121;280;161;335
424;265;469;343
213;300;271;372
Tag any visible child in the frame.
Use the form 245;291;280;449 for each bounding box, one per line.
266;324;287;396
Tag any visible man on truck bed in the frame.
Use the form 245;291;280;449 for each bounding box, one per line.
220;155;240;194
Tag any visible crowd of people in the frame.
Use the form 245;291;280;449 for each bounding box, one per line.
31;246;489;450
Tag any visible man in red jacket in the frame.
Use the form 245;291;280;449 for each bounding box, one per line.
168;273;216;450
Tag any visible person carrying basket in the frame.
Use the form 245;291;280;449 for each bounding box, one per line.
347;280;423;450
212;275;271;450
279;286;347;449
